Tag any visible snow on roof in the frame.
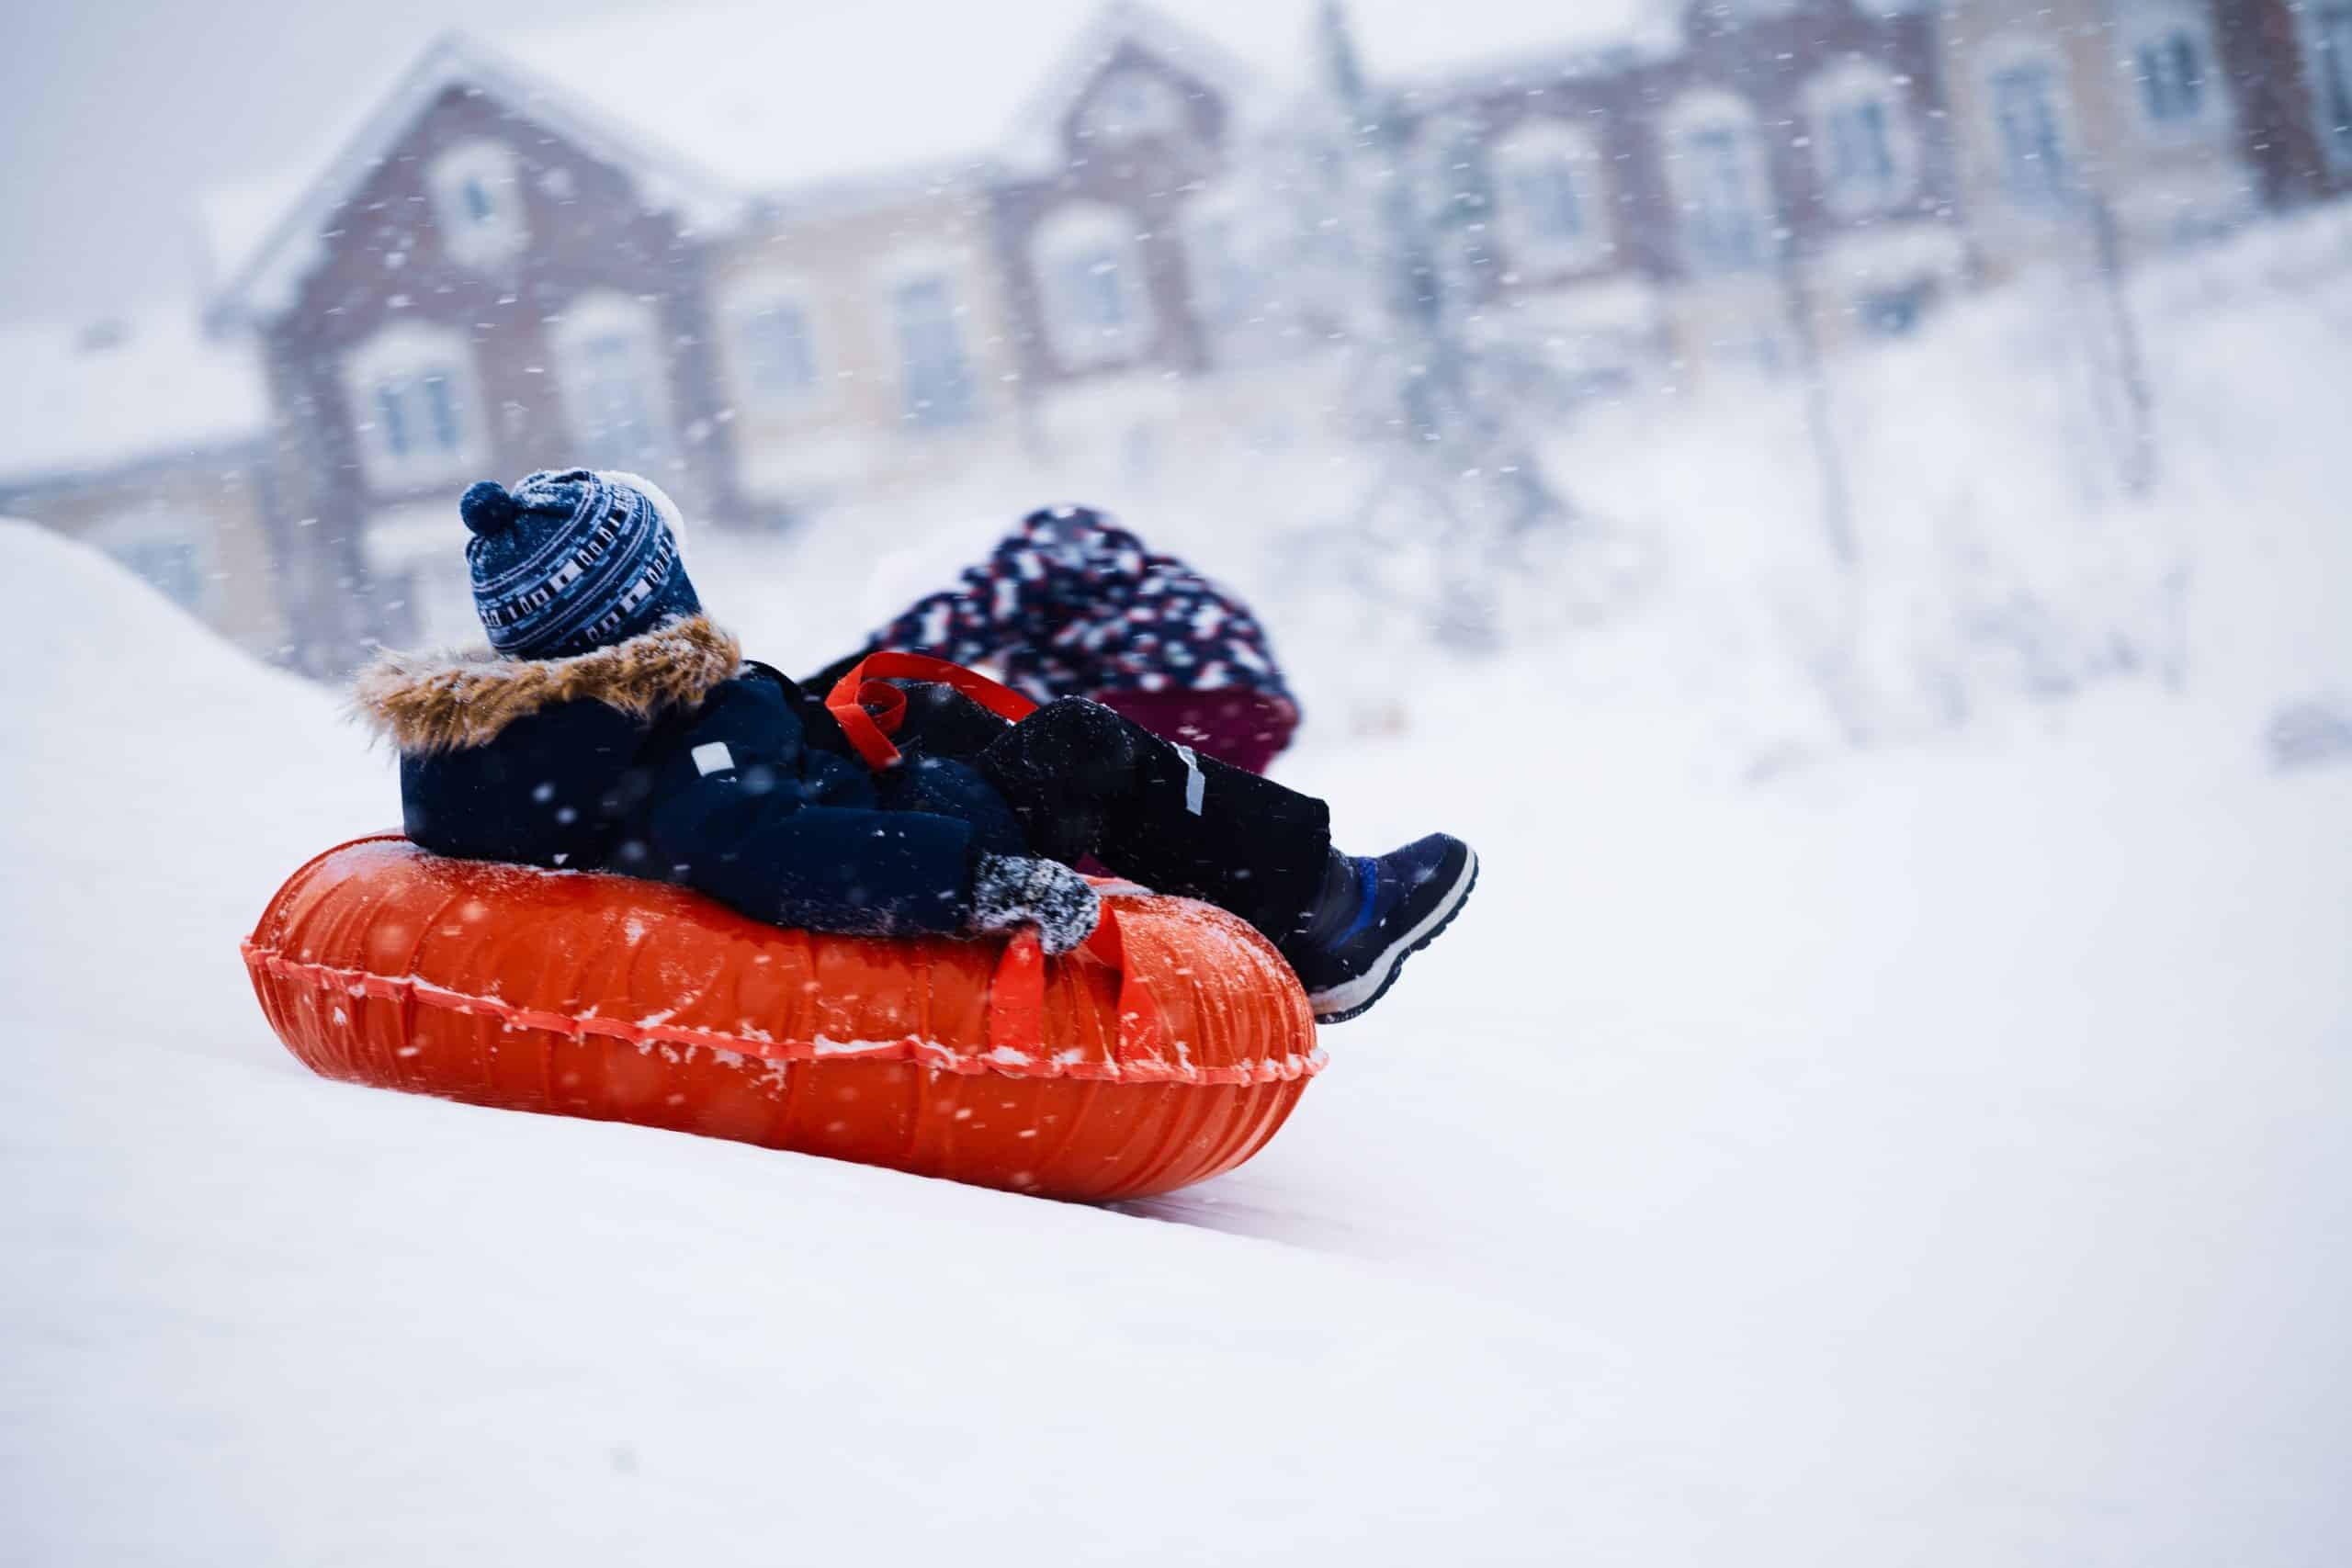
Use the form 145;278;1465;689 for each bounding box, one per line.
0;310;269;487
1341;0;1681;90
198;0;1688;319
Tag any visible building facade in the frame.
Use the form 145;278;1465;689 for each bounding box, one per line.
140;0;2343;674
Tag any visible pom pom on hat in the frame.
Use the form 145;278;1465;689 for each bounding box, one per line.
459;479;519;537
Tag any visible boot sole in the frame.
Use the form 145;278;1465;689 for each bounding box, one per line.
1306;847;1480;1024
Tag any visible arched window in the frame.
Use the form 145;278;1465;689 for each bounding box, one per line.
342;321;484;491
426;141;527;269
1804;60;1920;217
1980;38;2080;207
1491;119;1611;272
1075;68;1188;145
720;278;825;413
1662;91;1775;276
549;291;674;470
1031;202;1155;368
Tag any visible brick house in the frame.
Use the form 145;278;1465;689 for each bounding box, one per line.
2212;0;2352;207
1383;0;1964;377
1935;0;2259;283
198;7;1295;671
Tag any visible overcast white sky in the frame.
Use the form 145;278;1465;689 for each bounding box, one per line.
0;0;644;321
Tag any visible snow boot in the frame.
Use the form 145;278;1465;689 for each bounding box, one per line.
1282;834;1479;1024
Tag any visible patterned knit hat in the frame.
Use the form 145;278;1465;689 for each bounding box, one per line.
459;469;701;660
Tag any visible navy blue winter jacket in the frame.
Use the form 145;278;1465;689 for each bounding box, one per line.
353;616;1027;937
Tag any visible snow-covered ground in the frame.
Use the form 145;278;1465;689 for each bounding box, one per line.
5;216;2350;1564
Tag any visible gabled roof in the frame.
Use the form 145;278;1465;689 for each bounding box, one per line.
202;31;743;325
199;0;1697;323
998;0;1292;177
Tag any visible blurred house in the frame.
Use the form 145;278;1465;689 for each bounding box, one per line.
159;0;2342;672
2212;0;2352;208
0;311;288;659
1375;0;1963;373
1936;0;2256;280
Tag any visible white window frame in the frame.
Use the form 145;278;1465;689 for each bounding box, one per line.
1979;36;2082;209
426;140;528;270
718;276;828;415
548;290;675;469
1804;59;1922;218
1491;118;1613;274
2301;0;2352;171
1031;201;1156;368
2120;6;2225;141
1076;68;1188;144
1662;90;1777;276
881;253;982;431
341;321;485;492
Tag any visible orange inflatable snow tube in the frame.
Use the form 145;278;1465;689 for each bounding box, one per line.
243;835;1321;1201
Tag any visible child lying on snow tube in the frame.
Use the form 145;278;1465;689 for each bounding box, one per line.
353;470;1476;1024
807;504;1299;776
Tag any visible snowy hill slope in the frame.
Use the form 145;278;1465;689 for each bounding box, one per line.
0;524;1685;1563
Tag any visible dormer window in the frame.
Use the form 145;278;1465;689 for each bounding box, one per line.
1076;68;1187;144
427;140;527;269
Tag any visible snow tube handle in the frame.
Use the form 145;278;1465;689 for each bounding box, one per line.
987;900;1165;1066
826;651;1038;771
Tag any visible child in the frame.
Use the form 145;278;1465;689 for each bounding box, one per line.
815;505;1299;774
356;471;1475;1023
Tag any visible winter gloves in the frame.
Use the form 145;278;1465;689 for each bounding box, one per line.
967;853;1101;955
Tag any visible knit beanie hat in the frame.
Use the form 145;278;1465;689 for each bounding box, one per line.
459;468;702;660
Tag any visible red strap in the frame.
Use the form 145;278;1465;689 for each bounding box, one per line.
826;651;1039;771
985;901;1166;1070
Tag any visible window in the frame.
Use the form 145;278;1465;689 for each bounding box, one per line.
2310;3;2352;168
1664;94;1774;275
342;321;483;491
1492;120;1611;272
891;274;977;429
2135;28;2204;123
549;292;673;469
1805;62;1919;216
426;141;526;269
92;508;209;615
1032;201;1155;367
723;285;824;412
1984;47;2076;206
1182;194;1258;329
1076;68;1187;144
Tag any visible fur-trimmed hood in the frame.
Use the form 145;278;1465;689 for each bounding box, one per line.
352;615;743;755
